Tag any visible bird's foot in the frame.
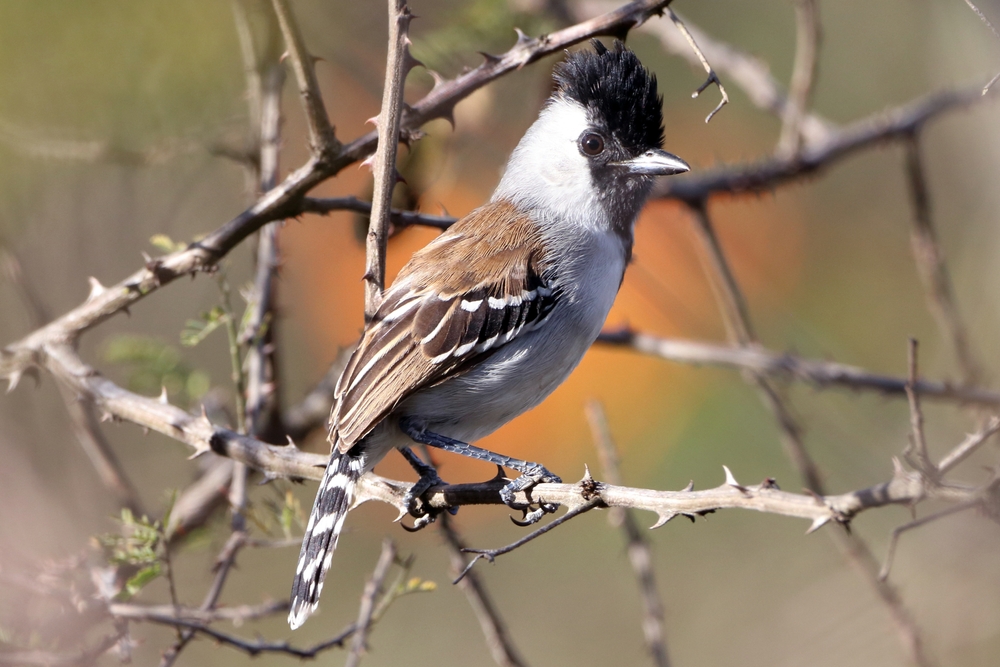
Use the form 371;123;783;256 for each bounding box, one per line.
500;464;561;526
399;447;455;532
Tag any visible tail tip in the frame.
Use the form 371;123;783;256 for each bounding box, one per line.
288;598;315;630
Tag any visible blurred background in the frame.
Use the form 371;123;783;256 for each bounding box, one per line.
2;0;1000;665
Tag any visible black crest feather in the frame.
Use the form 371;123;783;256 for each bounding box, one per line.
552;40;664;153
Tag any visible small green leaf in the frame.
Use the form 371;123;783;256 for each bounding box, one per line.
123;563;162;598
180;306;228;347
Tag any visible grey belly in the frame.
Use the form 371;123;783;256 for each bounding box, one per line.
397;316;596;444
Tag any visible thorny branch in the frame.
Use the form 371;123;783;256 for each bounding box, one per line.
364;0;416;320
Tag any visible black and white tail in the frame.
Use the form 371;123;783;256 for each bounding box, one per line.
288;451;363;629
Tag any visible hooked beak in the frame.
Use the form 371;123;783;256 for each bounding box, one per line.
619;149;690;176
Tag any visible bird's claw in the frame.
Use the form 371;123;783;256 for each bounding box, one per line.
499;464;560;526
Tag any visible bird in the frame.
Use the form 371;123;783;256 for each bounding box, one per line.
288;39;689;629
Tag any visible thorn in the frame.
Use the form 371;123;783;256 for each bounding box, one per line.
200;404;213;427
723;465;746;492
581;464;593;483
100;411;114;423
513;27;531;46
682;480;694;492
395;170;408;185
892;456;906;477
403;48;423;73
428;70;446;89
489;465;506;483
650;512;677;529
258;472;279;485
142;426;149;435
87;277;106;302
806;515;831;534
158;386;169;404
477;51;501;65
279;51;290;64
360;155;376;172
366;116;379;127
5;370;21;393
188;441;211;459
285;435;299;450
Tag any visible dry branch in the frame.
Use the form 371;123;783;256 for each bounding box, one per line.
656;84;997;202
364;0;415;319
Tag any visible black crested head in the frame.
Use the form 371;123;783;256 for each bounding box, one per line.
552;39;664;154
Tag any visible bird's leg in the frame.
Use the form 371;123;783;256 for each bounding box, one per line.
398;446;454;531
399;417;561;524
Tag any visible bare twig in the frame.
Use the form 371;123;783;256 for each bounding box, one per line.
904;339;937;480
364;0;416;319
963;0;1000;94
878;499;982;581
776;0;821;157
345;539;397;667
152;616;355;659
666;9;728;122
301;196;455;231
109;600;287;624
457;497;603;582
270;0;339;157
657;84;997;202
687;201;755;344
903;134;981;385
938;415;1000;473
587;401;670;667
596;329;1000;407
439;515;530;667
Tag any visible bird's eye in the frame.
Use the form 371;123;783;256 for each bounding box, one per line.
579;133;605;156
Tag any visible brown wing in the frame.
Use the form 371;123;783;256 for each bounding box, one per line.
331;200;557;451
